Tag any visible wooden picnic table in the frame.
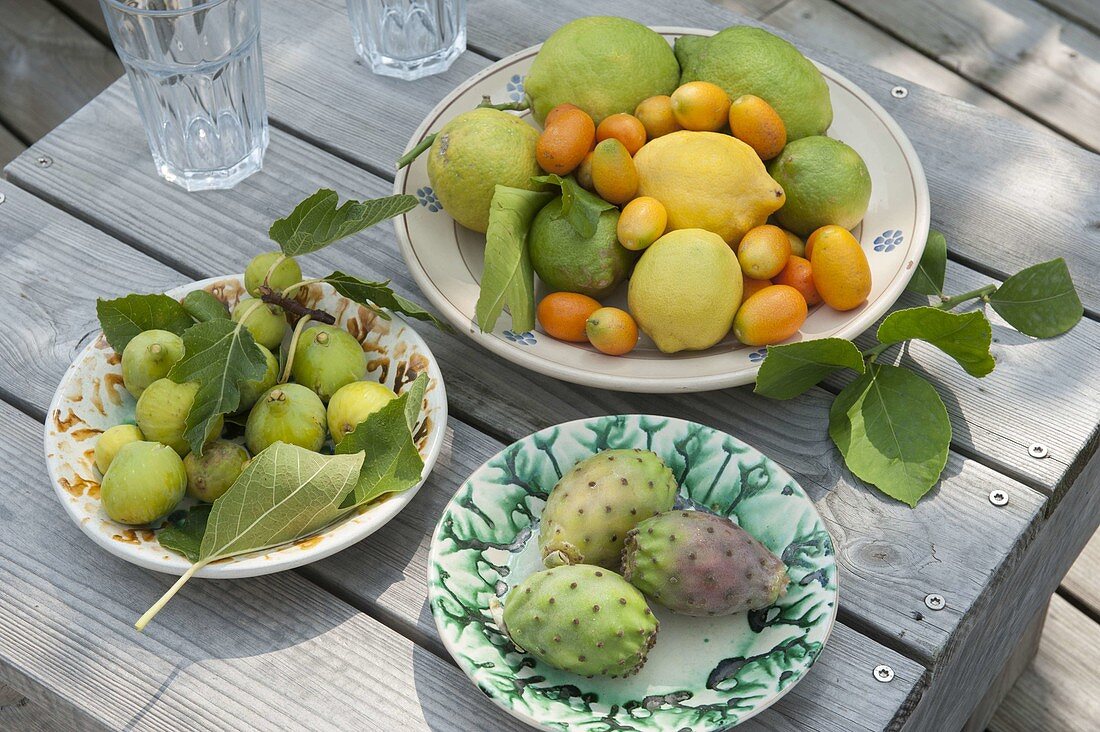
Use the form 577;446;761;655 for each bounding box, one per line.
0;0;1097;729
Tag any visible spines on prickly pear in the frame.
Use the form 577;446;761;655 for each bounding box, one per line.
538;449;678;569
500;564;659;677
622;510;789;616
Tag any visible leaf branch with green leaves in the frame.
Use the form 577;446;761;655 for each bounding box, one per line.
755;230;1083;507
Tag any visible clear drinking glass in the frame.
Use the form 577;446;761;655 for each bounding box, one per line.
100;0;268;191
347;0;467;81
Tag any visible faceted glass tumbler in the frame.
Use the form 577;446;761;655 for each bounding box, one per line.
100;0;269;191
347;0;467;81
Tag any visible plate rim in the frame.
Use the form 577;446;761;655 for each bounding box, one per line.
426;413;839;731
43;274;449;580
394;26;931;393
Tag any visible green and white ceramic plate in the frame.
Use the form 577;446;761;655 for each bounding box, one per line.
428;415;837;731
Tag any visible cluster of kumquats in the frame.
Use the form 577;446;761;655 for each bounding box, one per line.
531;80;872;356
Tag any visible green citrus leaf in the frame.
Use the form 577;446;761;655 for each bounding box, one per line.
531;174;614;238
335;373;428;508
988;258;1083;338
877;307;995;377
475;185;555;333
906;229;947;296
199;443;364;561
157;504;211;562
168;318;269;456
829;364;951;507
754;338;865;400
96;293;194;353
321;271;448;330
269;189;417;256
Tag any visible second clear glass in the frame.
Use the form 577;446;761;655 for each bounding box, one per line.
100;0;269;191
347;0;467;81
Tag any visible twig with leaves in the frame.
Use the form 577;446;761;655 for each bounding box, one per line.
753;230;1083;506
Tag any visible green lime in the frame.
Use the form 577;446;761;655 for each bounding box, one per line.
529;198;635;299
768;136;872;237
675;27;831;140
525;17;680;125
427;108;542;233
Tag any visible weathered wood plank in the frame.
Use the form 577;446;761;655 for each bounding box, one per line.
0;122;23;166
988;593;1100;732
902;448;1100;731
748;0;1047;134
0;98;1051;669
461;0;1100;315
0;184;930;731
962;600;1046;731
1061;527;1100;614
50;0;111;41
1038;0;1100;35
0;683;64;732
0;403;531;731
0;0;121;142
831;0;1100;150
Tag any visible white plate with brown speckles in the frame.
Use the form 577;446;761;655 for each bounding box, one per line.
44;275;448;579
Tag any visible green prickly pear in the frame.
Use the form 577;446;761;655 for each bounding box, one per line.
538;449;678;569
499;564;659;677
623;510;789;616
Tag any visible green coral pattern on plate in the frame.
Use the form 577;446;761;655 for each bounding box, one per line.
428;415;837;731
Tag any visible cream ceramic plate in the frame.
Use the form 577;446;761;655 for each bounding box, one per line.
44;275;448;579
395;27;930;393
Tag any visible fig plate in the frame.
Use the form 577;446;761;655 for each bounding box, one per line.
428;415;838;731
45;275;447;579
394;27;930;392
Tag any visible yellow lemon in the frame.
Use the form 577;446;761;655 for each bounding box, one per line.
633;131;786;245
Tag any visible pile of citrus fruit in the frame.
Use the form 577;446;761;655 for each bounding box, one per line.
423;17;875;357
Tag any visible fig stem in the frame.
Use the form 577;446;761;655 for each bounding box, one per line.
280;315;312;384
258;285;335;325
279;278;323;299
135;559;209;631
262;254;288;291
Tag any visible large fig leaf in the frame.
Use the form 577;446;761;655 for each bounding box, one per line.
168;318;269;456
96;293;194;353
269;189;417;256
321;271;447;329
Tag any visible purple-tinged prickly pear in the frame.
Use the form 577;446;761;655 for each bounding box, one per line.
622;510;789;616
498;564;658;677
538;449;678;569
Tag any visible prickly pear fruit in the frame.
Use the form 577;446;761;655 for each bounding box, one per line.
623;510;789;616
538;449;678;569
500;564;658;677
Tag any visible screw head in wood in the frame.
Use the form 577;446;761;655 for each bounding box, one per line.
924;593;946;611
989;489;1009;507
1028;443;1048;459
0;192;5;204
35;155;53;168
891;86;908;98
873;664;894;682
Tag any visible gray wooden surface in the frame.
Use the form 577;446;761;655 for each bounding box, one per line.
0;0;1098;730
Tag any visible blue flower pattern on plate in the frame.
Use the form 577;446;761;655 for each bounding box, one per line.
506;74;524;102
873;229;903;253
416;186;440;213
503;330;537;345
748;348;768;362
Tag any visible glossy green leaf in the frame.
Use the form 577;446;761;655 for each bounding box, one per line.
906;229;947;296
988;258;1083;338
157;505;211;562
754;339;865;400
168;318;269;456
321;271;447;329
475;185;555;333
96;293;194;353
269;189;417;256
335;373;428;508
877;307;995;377
531;174;614;238
829;364;951;507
